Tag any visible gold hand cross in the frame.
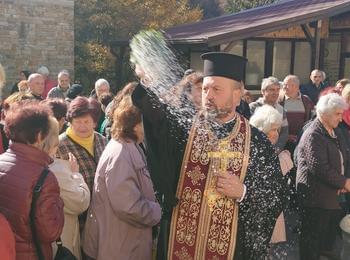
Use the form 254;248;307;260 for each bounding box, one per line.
208;140;241;174
206;140;242;211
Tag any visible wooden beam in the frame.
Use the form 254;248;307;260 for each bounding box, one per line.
223;41;237;52
301;24;315;47
314;20;322;68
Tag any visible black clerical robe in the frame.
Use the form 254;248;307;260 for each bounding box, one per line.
132;84;289;260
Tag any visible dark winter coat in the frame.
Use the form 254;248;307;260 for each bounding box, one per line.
297;119;349;209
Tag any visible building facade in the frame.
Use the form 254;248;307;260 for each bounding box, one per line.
0;0;74;95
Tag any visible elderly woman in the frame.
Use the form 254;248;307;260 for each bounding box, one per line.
43;98;90;260
0;101;64;260
83;94;161;260
297;93;350;260
57;96;107;192
250;105;293;259
249;76;289;151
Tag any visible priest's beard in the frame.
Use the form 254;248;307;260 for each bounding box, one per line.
204;102;234;121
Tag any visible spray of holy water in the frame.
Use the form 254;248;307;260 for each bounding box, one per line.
130;30;197;129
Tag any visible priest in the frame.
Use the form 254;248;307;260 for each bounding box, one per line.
132;52;289;260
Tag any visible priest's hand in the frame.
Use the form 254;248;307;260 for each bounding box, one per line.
216;173;244;200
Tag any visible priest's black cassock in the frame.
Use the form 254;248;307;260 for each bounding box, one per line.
132;85;289;260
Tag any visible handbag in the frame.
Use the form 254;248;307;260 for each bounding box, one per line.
30;168;77;260
54;238;77;260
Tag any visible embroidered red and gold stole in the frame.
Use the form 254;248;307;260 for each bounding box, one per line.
168;114;251;260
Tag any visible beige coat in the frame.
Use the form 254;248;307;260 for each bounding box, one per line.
270;150;293;243
50;159;90;260
82;140;161;260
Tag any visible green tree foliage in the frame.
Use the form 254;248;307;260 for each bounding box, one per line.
226;0;279;13
75;0;202;92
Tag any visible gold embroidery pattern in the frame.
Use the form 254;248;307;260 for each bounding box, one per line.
227;132;244;171
191;127;212;165
186;165;206;186
207;197;235;255
168;115;250;260
176;187;201;246
174;247;193;260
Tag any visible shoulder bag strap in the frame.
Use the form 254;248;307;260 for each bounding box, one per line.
30;168;50;260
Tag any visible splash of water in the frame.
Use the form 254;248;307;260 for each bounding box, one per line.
130;30;197;130
130;30;183;95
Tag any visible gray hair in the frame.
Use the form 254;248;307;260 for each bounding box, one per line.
261;76;280;91
249;105;283;135
37;66;50;76
58;70;70;79
316;93;348;117
283;75;300;86
95;78;110;90
311;69;326;80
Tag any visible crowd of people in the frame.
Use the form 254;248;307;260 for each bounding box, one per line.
0;52;349;260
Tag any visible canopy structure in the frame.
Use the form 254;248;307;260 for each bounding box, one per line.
165;0;350;46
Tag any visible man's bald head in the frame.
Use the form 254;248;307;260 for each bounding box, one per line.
28;73;45;96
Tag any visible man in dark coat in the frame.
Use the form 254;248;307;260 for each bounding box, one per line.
132;52;289;259
300;69;328;105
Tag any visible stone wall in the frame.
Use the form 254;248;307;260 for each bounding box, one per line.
0;0;74;96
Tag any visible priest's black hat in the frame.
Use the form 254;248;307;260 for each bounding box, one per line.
201;52;247;82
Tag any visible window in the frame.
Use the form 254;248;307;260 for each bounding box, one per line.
246;41;265;86
272;41;291;80
294;42;311;84
323;36;341;83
